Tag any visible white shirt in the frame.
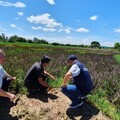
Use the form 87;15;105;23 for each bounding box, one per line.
0;64;6;88
69;63;80;77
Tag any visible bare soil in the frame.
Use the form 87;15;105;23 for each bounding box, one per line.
0;88;111;120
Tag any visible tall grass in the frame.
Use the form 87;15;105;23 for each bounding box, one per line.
113;54;120;64
0;42;120;119
88;88;120;120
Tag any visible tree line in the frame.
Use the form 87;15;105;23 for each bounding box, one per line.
0;33;119;49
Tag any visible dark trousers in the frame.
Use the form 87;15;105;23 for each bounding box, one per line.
61;85;88;103
1;77;12;92
25;75;48;94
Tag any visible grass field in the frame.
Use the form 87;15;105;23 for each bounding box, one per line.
0;42;120;120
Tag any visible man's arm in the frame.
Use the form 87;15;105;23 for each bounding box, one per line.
0;88;15;101
4;71;16;80
44;71;55;80
62;64;80;87
62;71;73;87
38;77;52;90
0;65;16;80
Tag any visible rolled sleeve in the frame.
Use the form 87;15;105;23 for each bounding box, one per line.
0;65;6;77
69;64;80;77
0;65;6;88
0;74;3;88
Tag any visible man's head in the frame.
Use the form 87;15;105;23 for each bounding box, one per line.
67;54;77;66
41;55;51;67
0;49;5;64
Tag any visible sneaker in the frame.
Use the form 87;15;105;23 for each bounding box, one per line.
69;100;83;108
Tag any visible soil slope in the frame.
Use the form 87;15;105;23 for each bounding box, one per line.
0;88;111;120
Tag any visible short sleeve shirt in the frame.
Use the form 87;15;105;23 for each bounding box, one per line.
69;63;80;77
0;64;6;88
25;62;44;83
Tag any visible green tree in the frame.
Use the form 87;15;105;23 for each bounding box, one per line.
8;35;18;42
91;41;101;48
0;33;6;42
33;37;39;43
34;38;49;44
39;39;49;44
27;39;33;43
51;42;60;46
114;42;120;49
16;37;26;42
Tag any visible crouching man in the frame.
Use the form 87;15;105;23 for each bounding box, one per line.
24;56;55;94
0;49;16;101
61;55;93;108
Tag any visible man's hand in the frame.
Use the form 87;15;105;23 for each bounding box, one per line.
47;86;52;91
7;92;15;102
50;75;56;80
11;77;16;81
61;84;67;88
69;76;73;80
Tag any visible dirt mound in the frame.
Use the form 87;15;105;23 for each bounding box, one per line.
0;88;111;120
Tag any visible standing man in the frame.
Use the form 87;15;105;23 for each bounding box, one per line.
61;55;93;108
0;49;16;101
24;55;55;94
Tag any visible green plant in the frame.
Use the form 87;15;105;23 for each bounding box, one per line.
47;77;63;88
88;88;120;120
113;54;120;64
10;69;27;94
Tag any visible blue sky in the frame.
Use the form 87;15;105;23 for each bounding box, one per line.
0;0;120;46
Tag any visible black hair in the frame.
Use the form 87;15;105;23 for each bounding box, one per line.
41;55;51;63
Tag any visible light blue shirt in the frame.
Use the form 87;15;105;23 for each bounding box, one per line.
0;64;6;88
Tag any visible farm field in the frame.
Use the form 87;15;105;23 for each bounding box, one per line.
0;42;120;120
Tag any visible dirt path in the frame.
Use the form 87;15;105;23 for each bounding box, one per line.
0;88;111;120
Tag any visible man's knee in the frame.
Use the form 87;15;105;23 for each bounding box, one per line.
61;86;68;93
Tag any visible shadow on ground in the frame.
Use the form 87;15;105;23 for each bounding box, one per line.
66;100;100;120
0;97;18;120
27;91;58;102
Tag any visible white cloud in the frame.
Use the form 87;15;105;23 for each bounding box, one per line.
102;42;114;47
14;2;26;8
42;27;56;32
32;26;56;32
76;27;90;32
59;29;69;33
58;27;72;33
0;1;26;8
17;12;23;16
10;24;16;28
65;29;71;33
32;26;42;30
114;28;120;33
52;37;92;45
66;36;72;39
27;13;62;28
10;24;22;31
90;15;98;21
46;0;55;5
80;39;92;45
